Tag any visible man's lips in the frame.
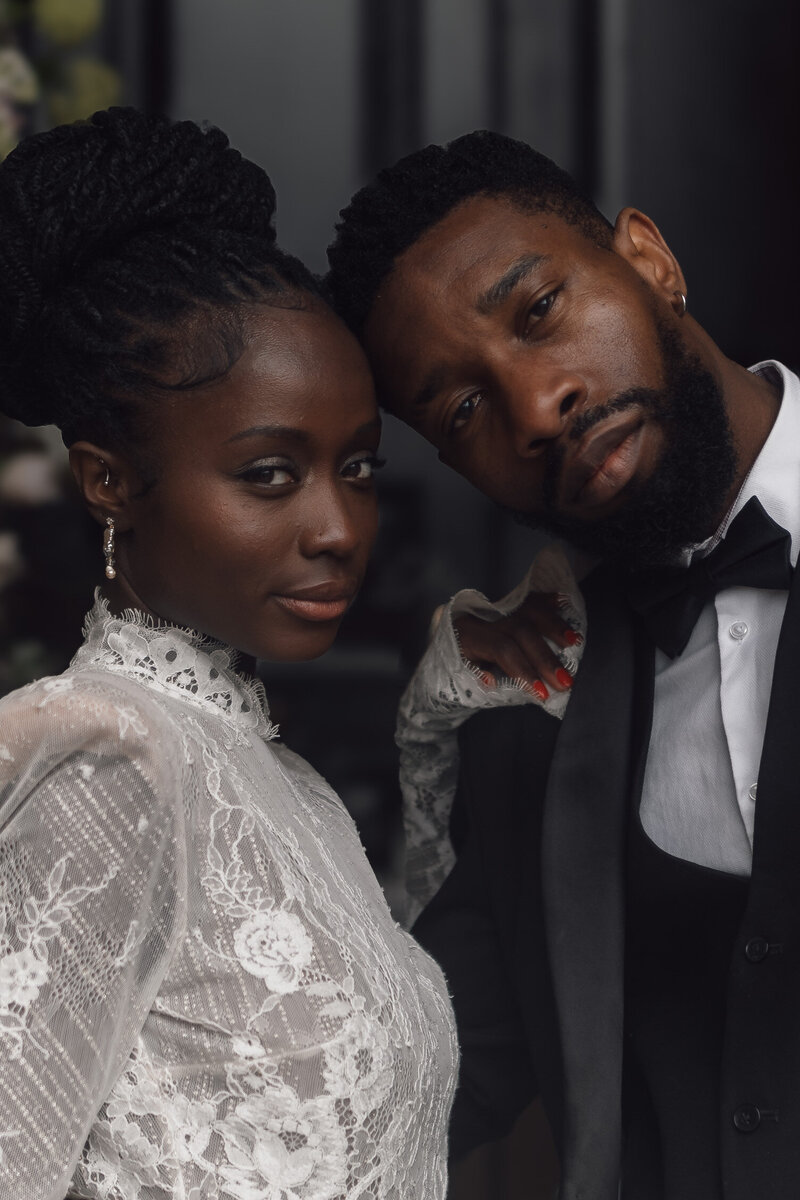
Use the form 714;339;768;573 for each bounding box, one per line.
272;581;358;622
560;412;647;509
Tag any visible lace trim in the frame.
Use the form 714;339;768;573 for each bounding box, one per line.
72;591;278;740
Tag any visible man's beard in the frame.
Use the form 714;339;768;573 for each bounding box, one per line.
517;320;739;569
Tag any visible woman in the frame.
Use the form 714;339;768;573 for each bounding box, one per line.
0;107;458;1199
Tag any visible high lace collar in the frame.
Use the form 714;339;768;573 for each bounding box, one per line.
71;592;278;740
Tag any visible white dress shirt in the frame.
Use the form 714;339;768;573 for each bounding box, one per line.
641;361;800;873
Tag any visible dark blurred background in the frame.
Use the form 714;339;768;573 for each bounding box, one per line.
1;2;798;1194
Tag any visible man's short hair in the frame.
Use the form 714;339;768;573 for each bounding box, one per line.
326;129;613;337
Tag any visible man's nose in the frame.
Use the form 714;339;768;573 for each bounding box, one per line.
505;366;584;457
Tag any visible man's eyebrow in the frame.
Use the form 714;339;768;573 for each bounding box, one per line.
476;253;551;315
226;424;309;444
411;367;449;412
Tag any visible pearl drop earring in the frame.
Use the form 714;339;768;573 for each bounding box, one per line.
103;517;116;580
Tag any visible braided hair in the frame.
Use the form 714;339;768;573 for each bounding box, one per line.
0;107;320;454
326;129;613;338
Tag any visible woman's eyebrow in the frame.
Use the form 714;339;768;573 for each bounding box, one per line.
226;416;381;443
226;424;309;444
476;253;551;315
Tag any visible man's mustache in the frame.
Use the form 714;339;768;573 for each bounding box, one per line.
568;386;665;441
541;387;665;509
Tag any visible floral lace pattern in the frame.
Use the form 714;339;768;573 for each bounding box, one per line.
397;545;586;924
0;598;457;1199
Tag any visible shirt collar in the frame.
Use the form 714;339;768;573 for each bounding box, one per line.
731;360;800;566
688;360;800;567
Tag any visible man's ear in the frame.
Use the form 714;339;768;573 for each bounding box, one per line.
68;442;137;530
613;207;687;312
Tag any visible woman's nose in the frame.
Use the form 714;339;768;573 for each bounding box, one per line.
298;482;375;560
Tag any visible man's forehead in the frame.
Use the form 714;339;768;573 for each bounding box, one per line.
386;195;586;302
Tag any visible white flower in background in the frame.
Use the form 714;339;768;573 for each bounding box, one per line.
0;947;48;1011
0;531;23;593
0;94;21;161
49;57;121;126
33;0;102;46
218;1088;347;1200
0;47;38;103
233;910;312;993
322;1010;394;1118
0;451;61;505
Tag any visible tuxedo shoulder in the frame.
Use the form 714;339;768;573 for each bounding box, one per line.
454;703;560;839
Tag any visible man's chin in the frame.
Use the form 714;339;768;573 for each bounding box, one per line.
512;503;714;571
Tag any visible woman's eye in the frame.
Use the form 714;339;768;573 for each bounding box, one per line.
342;454;386;481
450;392;483;433
239;462;296;486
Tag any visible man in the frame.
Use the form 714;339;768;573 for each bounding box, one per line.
325;131;800;1199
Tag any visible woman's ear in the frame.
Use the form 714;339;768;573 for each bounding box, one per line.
68;442;135;530
613;207;687;311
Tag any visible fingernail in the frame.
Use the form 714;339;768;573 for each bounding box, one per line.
532;680;548;701
556;668;573;689
564;629;583;646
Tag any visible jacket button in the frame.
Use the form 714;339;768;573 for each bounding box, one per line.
733;1104;761;1132
745;937;770;962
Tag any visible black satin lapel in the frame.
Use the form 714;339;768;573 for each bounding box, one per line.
751;564;800;879
541;566;637;1200
630;622;657;819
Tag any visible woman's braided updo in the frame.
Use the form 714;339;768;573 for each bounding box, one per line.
0;107;319;449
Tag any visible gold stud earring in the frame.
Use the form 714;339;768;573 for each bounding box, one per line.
103;517;116;580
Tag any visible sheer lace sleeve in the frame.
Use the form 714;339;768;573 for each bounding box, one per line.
0;673;186;1200
397;545;586;925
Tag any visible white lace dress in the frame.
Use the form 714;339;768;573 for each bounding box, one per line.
0;598;458;1200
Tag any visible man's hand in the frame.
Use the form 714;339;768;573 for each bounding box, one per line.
454;591;582;700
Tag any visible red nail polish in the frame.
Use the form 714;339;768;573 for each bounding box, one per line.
556;668;573;689
532;680;548;701
564;629;583;646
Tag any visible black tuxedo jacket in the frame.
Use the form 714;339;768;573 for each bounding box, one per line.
413;560;800;1200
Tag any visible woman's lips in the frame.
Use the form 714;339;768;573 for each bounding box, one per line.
272;584;356;622
562;414;647;511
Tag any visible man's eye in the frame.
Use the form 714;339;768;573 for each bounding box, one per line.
450;392;483;433
528;291;557;323
341;453;386;481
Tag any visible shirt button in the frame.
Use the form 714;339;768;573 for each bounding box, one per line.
745;937;770;962
733;1104;761;1132
729;621;749;641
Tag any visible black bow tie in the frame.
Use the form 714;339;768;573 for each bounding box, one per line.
626;496;794;659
